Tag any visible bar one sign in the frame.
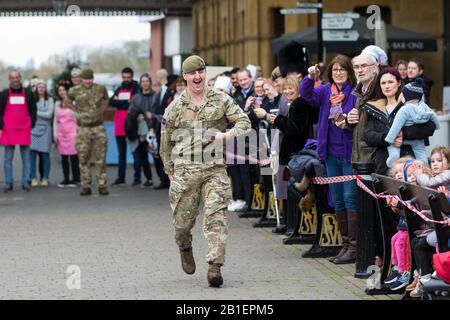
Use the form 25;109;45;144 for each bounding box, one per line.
389;41;425;50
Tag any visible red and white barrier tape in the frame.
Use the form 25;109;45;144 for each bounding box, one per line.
311;176;450;226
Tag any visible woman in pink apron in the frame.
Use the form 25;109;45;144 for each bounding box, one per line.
109;67;140;186
54;84;80;188
0;71;36;192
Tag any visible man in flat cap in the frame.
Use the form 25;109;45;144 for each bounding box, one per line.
161;55;251;287
65;68;110;196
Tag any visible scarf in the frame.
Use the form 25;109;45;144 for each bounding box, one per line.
328;83;346;120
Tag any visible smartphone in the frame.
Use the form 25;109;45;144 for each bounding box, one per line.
254;97;263;106
334;113;346;123
269;108;279;115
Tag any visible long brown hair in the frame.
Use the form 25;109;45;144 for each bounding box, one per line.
366;67;402;102
325;54;357;87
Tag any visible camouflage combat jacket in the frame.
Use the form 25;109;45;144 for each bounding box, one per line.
67;84;108;127
160;87;251;176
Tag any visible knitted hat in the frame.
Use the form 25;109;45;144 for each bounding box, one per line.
214;76;232;94
402;78;424;102
246;64;257;81
362;45;388;65
36;79;46;88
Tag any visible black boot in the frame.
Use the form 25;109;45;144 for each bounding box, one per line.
334;212;357;264
329;211;349;262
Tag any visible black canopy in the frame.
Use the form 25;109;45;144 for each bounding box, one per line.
271;17;437;55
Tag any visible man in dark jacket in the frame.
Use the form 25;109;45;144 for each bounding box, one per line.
0;70;37;192
109;67;140;186
233;68;254;110
229;68;255;212
150;69;172;189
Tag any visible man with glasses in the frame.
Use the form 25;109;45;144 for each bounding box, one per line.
160;55;251;288
343;49;436;273
344;53;380;163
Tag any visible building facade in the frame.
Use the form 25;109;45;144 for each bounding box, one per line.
192;0;447;108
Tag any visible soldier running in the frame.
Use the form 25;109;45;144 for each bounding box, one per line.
160;55;251;287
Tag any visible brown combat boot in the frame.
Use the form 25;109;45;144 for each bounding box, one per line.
80;188;92;196
334;212;357;264
179;247;196;275
329;212;349;262
98;187;109;196
207;263;223;287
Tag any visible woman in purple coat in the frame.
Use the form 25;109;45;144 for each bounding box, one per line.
300;55;358;264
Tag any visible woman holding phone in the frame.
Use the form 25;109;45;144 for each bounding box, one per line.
254;75;313;201
300;55;358;264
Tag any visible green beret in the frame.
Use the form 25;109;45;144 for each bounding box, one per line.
271;67;281;81
80;68;94;79
182;55;206;73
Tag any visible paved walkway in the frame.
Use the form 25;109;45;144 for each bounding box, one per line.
0;149;398;299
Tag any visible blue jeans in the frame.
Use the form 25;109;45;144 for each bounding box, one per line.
326;155;357;212
116;136;127;181
4;146;31;186
30;151;51;180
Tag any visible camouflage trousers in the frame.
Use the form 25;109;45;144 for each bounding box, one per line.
169;164;232;265
76;125;108;188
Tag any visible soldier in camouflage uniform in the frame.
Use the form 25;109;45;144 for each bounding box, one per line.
65;68;110;196
161;55;251;287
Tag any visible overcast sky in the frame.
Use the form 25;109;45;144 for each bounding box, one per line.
0;16;150;68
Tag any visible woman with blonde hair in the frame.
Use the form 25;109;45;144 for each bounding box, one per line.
254;75;314;202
